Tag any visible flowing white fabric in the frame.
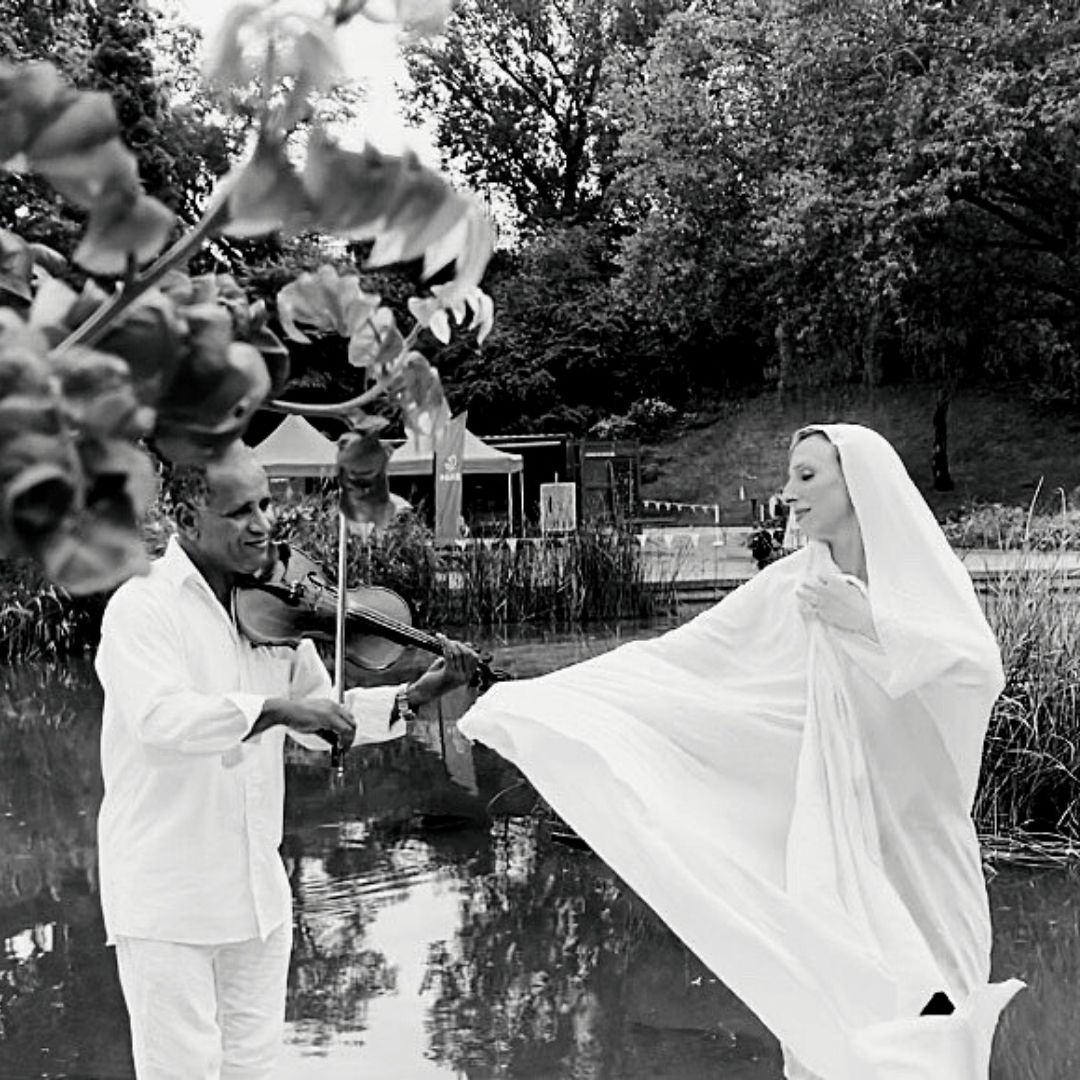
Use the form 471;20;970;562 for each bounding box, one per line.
457;424;1022;1079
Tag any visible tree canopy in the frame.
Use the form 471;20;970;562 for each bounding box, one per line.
409;0;1080;433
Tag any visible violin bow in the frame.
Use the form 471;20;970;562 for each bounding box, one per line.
329;511;349;778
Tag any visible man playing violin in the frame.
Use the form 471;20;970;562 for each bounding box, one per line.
95;442;480;1080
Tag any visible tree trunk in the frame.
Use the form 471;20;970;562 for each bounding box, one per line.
932;391;955;492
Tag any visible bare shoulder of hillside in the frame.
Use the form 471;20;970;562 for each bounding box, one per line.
641;386;1080;516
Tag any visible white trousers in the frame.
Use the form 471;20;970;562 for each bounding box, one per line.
114;923;292;1080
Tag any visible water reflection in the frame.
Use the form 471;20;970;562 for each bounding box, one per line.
0;641;1077;1078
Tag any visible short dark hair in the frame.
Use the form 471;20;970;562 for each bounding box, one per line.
157;442;264;516
158;460;211;514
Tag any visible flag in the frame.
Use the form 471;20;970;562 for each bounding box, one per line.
434;411;467;542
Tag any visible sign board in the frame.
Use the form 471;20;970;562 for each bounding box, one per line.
540;481;577;534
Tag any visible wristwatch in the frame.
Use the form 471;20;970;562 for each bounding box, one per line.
394;683;418;725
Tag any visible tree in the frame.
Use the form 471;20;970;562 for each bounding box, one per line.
404;0;681;232
437;225;632;433
603;1;779;394
603;0;1080;475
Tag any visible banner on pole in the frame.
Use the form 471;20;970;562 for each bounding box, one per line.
434;411;468;542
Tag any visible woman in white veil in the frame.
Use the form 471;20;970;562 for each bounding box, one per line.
458;423;1022;1079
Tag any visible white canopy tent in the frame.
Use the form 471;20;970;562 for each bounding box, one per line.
251;414;337;478
388;428;524;532
252;414;410;511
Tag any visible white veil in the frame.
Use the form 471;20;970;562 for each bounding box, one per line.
804;423;1004;809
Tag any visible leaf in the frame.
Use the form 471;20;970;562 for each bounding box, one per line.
220;137;312;237
0;395;62;440
28;275;79;332
341;0;452;34
204;5;342;120
0;337;50;398
347;306;401;370
407;284;495;344
0;61;68;163
74;191;175;276
3;461;77;556
81;437;157;529
51;347;153;440
62;279;112;331
419;201;494;289
388;351;449;438
304;136;409;236
27;90;118;161
202;3;270;89
364;161;463;268
336;430;395;528
250;326;291;396
369;188;469;271
0;228;33;304
0;62;175;275
0;431;76;557
276;266;380;342
94;290;187;406
34;137;138;210
41;518;149;596
154;335;271;465
27;243;67;277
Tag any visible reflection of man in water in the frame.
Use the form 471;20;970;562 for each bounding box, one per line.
94;444;478;1079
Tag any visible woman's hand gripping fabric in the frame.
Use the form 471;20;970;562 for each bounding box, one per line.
796;571;877;640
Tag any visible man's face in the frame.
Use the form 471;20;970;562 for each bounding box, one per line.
185;455;276;578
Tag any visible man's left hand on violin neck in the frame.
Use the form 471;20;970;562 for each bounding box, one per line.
405;634;483;709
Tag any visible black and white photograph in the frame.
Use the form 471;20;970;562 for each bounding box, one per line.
1;1;1077;1077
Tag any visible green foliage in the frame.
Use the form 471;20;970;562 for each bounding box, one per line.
404;0;681;231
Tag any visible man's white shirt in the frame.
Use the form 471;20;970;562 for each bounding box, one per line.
95;537;404;946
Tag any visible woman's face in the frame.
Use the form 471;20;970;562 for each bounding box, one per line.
781;434;856;542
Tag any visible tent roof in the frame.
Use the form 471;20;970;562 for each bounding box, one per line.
388;428;523;476
252;414;337;477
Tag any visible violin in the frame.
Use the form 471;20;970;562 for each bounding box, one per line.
232;544;508;690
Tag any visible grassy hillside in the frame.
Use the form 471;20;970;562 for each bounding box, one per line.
641;384;1080;520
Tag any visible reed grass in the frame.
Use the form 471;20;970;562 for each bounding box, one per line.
0;560;106;662
279;493;665;627
975;548;1080;843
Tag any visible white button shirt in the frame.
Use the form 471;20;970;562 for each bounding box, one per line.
95;537;404;946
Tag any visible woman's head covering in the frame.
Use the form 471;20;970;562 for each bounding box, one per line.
798;423;1004;803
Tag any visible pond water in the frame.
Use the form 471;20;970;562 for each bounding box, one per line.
0;628;1077;1080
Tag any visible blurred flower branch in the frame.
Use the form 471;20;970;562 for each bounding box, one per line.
0;0;494;593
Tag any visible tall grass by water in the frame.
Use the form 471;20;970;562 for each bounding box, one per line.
0;495;669;660
278;493;666;627
0;560;106;662
975;552;1080;849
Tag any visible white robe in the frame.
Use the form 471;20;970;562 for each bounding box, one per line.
458;424;1022;1079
